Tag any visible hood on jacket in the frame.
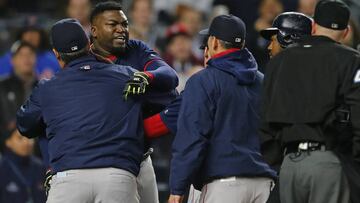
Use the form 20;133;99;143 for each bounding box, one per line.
208;48;258;85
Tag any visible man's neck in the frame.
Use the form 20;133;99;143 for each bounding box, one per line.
313;25;344;43
92;41;113;58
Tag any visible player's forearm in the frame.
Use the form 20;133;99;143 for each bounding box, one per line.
145;62;179;91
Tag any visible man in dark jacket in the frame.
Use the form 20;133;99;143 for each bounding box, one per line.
168;15;276;203
0;41;37;133
0;127;46;203
261;1;360;202
16;18;167;203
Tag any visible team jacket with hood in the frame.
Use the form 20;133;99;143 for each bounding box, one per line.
169;48;277;195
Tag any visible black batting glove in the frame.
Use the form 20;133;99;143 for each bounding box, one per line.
123;72;151;100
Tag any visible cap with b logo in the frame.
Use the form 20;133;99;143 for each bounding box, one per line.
51;18;89;53
314;0;350;30
199;14;246;47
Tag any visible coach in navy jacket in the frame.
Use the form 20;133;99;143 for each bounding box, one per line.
16;18;169;176
169;15;276;203
15;19;174;203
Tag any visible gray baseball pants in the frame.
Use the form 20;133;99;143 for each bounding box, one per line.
47;167;139;203
199;177;273;203
137;156;159;203
279;150;350;203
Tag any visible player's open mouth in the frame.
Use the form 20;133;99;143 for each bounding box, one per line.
114;36;126;43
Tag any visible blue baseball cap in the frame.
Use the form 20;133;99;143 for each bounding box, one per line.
51;18;89;53
199;14;246;47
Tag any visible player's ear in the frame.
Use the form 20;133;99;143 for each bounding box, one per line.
91;26;97;38
52;49;60;60
213;37;220;51
342;25;350;40
311;21;316;35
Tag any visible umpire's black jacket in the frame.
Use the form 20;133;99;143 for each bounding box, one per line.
261;35;360;160
260;35;360;201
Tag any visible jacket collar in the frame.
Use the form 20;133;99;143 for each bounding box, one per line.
210;48;241;60
65;55;97;69
207;48;259;85
298;35;339;45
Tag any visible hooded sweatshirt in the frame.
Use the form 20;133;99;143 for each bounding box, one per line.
170;48;276;195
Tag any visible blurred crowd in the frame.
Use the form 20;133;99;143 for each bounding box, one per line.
0;0;359;202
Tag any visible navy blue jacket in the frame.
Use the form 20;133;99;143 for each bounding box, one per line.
159;93;182;134
0;149;46;203
16;55;170;175
170;49;277;195
36;40;178;169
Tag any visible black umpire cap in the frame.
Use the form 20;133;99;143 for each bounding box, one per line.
199;14;246;47
314;0;350;30
50;18;89;53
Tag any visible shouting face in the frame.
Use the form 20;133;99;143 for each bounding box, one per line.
91;10;129;55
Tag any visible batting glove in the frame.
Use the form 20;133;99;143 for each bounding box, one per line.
123;72;151;100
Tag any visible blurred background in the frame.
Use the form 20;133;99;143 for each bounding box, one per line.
0;0;359;202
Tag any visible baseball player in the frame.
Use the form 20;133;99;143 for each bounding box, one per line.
260;12;313;58
89;2;178;203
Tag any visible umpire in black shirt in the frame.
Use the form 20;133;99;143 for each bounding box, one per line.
261;0;360;202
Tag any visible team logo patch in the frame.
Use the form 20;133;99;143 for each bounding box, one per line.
6;182;19;193
354;69;360;83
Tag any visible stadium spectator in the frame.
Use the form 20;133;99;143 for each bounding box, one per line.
0;26;60;79
162;23;202;91
247;0;284;71
129;0;160;49
174;4;204;58
66;0;92;35
297;0;317;16
0;127;46;203
0;41;37;133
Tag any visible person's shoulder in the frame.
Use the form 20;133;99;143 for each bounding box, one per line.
103;63;136;78
335;43;360;55
127;39;151;51
0;75;12;84
0;75;21;88
186;68;214;87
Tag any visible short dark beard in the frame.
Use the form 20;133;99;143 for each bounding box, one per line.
110;34;129;55
109;44;127;55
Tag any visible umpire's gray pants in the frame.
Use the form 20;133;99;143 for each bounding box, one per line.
47;167;139;203
280;150;350;203
137;156;159;203
199;177;273;203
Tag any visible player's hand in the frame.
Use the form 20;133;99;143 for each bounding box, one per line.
168;194;184;203
44;169;54;196
123;72;150;100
